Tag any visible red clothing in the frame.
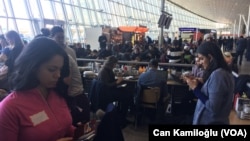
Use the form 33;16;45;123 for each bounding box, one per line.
0;88;74;141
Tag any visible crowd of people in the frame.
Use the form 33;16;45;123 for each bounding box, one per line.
0;26;249;140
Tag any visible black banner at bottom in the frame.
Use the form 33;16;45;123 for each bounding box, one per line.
149;125;250;140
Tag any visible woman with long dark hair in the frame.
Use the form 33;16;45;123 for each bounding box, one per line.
0;37;74;141
184;42;234;125
0;31;24;92
97;56;133;128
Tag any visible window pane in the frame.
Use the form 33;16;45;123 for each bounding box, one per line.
0;18;7;34
78;25;85;43
104;0;111;13
64;26;71;43
90;11;97;25
11;0;29;18
82;9;90;25
93;0;100;9
0;0;7;16
40;0;54;19
98;0;105;11
108;2;115;14
96;12;102;25
28;0;40;18
6;19;16;31
74;7;83;23
16;20;33;41
72;0;79;5
70;25;79;42
118;4;126;17
4;0;13;17
86;0;94;9
63;0;71;4
79;0;87;8
54;2;65;20
65;5;75;22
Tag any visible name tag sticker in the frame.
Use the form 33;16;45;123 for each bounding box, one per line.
30;110;49;126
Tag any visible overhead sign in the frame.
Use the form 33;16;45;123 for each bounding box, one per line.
179;28;198;32
211;29;217;33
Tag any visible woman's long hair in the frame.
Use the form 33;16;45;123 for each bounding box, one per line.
5;30;24;74
9;37;70;99
197;42;231;82
103;56;118;70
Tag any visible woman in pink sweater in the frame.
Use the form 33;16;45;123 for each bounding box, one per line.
0;37;74;141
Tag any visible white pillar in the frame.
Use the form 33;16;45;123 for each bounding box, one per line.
233;19;236;38
238;15;242;37
247;5;250;36
159;0;165;48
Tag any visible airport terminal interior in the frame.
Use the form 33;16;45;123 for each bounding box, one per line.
0;0;250;141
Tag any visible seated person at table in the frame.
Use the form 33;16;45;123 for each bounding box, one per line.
97;56;133;127
182;57;204;84
137;59;167;104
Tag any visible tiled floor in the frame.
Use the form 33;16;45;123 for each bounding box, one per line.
122;56;250;141
238;57;250;75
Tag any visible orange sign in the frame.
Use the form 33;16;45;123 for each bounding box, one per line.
118;26;149;33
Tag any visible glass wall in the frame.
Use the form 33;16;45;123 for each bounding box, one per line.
0;0;227;43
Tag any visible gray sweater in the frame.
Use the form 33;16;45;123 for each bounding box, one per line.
193;68;234;125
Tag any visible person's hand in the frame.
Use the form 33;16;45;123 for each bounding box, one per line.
185;76;198;90
196;77;204;84
116;77;123;84
181;74;194;82
56;137;73;141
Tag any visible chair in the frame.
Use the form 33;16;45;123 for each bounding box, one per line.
141;87;160;108
134;86;161;128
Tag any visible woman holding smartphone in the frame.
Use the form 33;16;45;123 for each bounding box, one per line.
184;42;234;125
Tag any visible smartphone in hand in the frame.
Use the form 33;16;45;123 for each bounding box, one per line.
73;120;97;140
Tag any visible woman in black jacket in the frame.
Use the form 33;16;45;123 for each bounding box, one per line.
97;56;133;128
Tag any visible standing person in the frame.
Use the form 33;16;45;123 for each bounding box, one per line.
236;36;247;66
223;51;238;73
4;30;24;76
50;26;77;61
184;42;234;125
50;26;90;126
0;37;74;141
98;33;107;51
246;36;250;61
182;56;204;84
178;35;183;48
0;30;24;93
203;33;212;43
0;34;9;62
35;28;51;38
191;56;204;80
